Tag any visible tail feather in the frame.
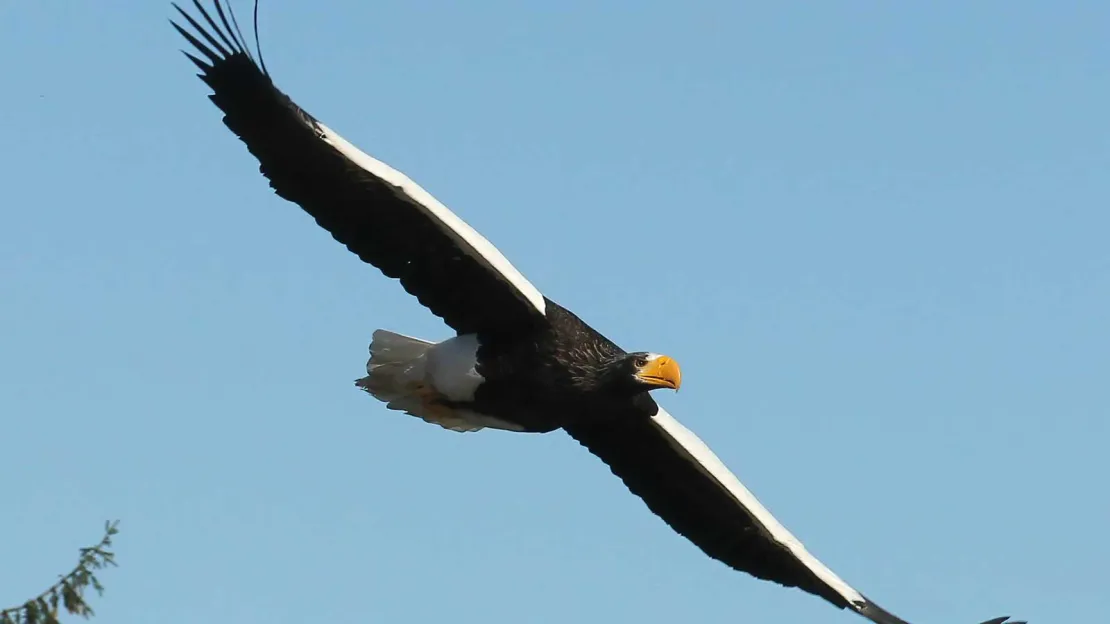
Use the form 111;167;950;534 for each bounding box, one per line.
355;329;524;433
355;329;434;402
354;329;480;432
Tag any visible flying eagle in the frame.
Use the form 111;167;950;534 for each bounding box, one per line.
170;2;1022;623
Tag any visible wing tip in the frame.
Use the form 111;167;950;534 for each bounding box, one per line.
854;598;911;624
854;599;1025;624
170;0;265;73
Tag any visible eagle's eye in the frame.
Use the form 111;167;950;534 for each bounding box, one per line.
633;356;648;368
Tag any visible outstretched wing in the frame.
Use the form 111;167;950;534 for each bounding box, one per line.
171;0;547;336
564;405;1023;624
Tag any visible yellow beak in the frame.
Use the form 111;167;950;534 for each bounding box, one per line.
635;355;682;390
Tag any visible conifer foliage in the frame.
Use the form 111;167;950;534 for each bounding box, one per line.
1;521;119;624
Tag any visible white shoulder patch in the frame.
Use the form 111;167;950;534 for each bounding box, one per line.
315;122;546;317
648;406;867;608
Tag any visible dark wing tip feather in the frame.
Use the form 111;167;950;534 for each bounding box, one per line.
189;0;241;57
173;4;232;59
170;19;221;64
252;0;269;75
215;0;256;65
182;50;212;72
856;596;1025;624
170;0;267;75
856;598;911;624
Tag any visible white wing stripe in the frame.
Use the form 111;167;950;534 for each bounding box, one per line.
650;406;866;607
315;121;547;316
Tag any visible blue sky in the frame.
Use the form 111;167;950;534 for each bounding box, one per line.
1;1;1106;623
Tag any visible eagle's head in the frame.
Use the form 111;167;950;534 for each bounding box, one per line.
605;352;683;394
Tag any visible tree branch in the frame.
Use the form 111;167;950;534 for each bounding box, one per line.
1;521;120;624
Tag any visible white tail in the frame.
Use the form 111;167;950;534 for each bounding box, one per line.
356;329;519;433
356;329;436;412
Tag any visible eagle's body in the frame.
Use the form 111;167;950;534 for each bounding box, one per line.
169;3;1023;624
359;300;653;435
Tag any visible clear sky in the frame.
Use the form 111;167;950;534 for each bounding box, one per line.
2;1;1106;623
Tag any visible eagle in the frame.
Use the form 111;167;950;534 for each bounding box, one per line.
170;3;1022;623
